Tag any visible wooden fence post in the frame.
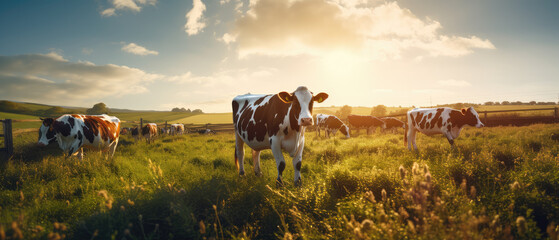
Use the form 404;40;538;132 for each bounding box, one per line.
484;112;488;123
555;107;558;120
140;118;143;130
3;119;13;157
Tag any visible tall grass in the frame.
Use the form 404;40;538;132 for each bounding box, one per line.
0;125;558;239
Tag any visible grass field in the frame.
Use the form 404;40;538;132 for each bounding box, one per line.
1;124;558;239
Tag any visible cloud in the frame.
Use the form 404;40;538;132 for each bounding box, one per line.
100;0;157;17
121;42;159;56
0;52;162;106
185;0;207;36
226;0;495;59
438;79;471;87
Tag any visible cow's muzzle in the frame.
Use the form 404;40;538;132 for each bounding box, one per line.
300;118;313;126
37;142;46;147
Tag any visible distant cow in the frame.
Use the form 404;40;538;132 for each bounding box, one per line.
405;107;484;150
120;127;132;135
142;123;158;143
232;86;328;186
381;117;406;132
131;127;140;140
316;114;350;138
348;114;386;134
170;124;185;135
197;129;215;135
38;114;121;159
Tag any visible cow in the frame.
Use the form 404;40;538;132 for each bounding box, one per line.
131;127;140;140
316;113;350;138
37;114;120;160
142;123;158;143
232;86;328;186
347;114;386;135
405;107;484;150
380;117;406;133
197;129;216;135
170;124;185;135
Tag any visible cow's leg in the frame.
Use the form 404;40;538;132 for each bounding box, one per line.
444;132;455;147
317;127;321;137
293;136;305;186
407;128;418;151
270;138;286;187
77;148;84;160
235;133;245;176
109;139;119;159
252;150;262;176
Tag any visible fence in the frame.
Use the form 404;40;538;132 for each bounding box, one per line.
134;118;235;133
375;107;559;127
0;119;13;158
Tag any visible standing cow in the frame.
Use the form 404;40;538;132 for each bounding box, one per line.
232;86;328;186
170;124;185;135
316;113;350;138
37;114;121;159
348;115;386;135
143;123;158;143
405;107;484;150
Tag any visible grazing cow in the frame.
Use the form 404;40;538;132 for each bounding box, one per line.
348;114;386;134
381;117;406;132
170;124;185;135
197;129;215;135
232;86;328;186
120;127;132;135
37;114;120;159
142;123;158;143
405;107;484;150
131;127;140;140
316;113;350;138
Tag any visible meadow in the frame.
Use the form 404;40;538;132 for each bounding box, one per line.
1;124;558;239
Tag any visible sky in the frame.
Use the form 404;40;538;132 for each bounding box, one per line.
1;0;558;112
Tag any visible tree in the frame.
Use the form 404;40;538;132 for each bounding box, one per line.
335;105;352;120
484;101;494;106
86;102;109;115
501;101;510;105
370;105;387;116
192;109;203;113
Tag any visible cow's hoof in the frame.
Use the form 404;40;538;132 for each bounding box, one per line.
276;177;284;188
294;177;302;187
255;171;262;177
239;170;245;176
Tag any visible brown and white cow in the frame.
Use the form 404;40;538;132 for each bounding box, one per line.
232;86;328;186
316;113;350;138
142;123;158;143
405;107;484;150
348;114;386;134
170;124;185;135
381;117;406;132
37;114;120;159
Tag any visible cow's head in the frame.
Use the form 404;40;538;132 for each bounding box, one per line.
37;118;57;146
461;107;485;128
278;86;328;127
340;124;350;138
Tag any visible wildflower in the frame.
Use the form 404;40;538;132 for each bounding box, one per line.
127;199;135;206
364;191;376;203
425;172;431;183
399;207;409;221
516;216;526;235
408;220;416;234
97;190;109;200
399;165;406;180
511;181;520;191
412;162;419;175
199;220;206;234
460;179;467;194
381;189;387;202
361;219;373;231
470;186;477;199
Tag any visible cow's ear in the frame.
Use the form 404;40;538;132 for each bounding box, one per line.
313;92;329;103
278;91;293;103
461;108;467;115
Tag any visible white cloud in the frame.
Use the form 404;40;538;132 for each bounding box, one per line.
100;0;157;17
82;48;93;55
438;79;472;87
0;52;161;106
185;0;207;36
227;0;495;59
121;42;159;56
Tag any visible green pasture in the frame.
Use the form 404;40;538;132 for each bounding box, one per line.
1;124;558;239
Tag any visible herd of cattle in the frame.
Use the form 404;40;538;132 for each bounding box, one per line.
37;86;484;186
